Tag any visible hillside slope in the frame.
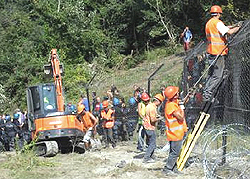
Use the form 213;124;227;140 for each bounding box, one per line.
88;52;185;100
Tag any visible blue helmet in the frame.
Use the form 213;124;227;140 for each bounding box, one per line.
13;113;20;120
129;97;136;106
70;105;76;111
5;115;11;122
113;97;120;106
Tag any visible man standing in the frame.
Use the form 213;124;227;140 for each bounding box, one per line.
163;86;187;174
100;100;116;148
137;92;150;152
79;95;90;112
1;115;19;151
77;104;98;150
203;5;240;102
181;26;192;51
66;102;77;114
143;93;164;163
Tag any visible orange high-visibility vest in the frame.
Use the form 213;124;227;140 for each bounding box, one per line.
206;18;228;55
82;112;94;130
165;101;187;141
101;109;114;129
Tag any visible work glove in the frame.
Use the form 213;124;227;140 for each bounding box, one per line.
179;100;185;110
230;21;243;28
236;21;243;27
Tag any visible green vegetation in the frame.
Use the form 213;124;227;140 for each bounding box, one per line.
87;46;184;103
0;150;56;179
0;0;249;113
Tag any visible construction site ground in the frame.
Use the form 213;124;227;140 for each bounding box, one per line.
0;52;207;179
0;134;205;179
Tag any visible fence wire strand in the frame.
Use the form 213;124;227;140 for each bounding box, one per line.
201;124;250;179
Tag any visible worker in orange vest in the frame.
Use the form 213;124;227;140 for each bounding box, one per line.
143;93;164;163
203;5;240;102
77;104;98;150
100;100;116;148
163;86;187;174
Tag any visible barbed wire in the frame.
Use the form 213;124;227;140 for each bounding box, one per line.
201;123;250;179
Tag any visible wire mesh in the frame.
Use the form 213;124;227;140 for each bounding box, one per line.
181;19;250;178
224;19;250;126
202;124;250;179
181;19;250;127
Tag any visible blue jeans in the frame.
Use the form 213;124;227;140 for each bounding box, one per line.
165;140;183;170
143;130;156;160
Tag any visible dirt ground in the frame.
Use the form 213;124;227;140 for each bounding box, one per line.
0;134;205;179
52;138;204;179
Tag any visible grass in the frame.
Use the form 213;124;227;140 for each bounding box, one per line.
88;46;185;101
0;148;57;179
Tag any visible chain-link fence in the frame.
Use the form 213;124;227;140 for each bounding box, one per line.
181;19;250;178
181;19;250;128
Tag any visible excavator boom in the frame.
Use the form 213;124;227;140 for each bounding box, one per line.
50;49;64;112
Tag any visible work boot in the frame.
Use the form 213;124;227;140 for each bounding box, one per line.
104;144;109;149
162;167;175;175
136;147;144;153
150;155;158;161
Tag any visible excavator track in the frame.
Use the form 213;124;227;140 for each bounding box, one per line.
36;141;59;157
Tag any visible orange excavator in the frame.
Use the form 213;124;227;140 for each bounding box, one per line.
26;49;86;156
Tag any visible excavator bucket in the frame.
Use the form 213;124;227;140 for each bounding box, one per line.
44;64;52;75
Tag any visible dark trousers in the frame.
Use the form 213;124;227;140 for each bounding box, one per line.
203;54;225;101
103;128;115;147
165;140;183;170
144;130;156;160
4;135;15;151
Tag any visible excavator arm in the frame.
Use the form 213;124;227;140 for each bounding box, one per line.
50;49;64;112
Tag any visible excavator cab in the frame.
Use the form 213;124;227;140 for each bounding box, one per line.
26;83;58;129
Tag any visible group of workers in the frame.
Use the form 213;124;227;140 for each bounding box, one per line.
76;85;150;150
74;82;187;174
0;109;31;151
0;4;242;176
75;4;241;175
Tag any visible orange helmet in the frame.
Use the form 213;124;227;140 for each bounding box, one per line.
164;86;179;99
77;104;85;114
210;5;222;14
141;92;150;101
102;100;109;108
154;93;164;103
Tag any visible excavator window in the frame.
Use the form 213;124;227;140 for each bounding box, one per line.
30;87;41;111
43;86;56;112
